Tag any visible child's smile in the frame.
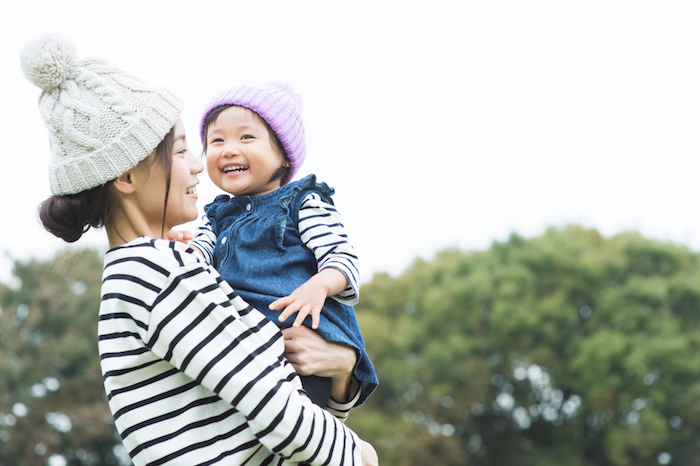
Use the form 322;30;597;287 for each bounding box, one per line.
223;164;249;174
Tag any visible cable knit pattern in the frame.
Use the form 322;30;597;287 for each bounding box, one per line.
20;34;183;195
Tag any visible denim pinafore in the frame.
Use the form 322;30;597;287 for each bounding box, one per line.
204;174;378;405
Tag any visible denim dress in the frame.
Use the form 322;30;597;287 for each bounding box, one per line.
204;174;378;406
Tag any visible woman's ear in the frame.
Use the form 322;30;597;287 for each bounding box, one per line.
112;171;136;195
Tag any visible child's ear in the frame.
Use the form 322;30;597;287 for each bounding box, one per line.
113;171;136;194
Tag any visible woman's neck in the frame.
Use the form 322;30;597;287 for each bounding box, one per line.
107;204;165;248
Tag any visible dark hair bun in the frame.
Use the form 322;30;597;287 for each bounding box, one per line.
39;195;89;242
38;183;114;243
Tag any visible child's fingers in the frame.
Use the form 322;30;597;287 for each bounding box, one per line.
164;231;182;241
164;230;194;244
292;308;309;328
270;296;294;311
278;302;302;322
311;311;320;330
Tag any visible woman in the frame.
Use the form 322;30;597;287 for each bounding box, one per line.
22;34;377;466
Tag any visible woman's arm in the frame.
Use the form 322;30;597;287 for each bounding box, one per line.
142;246;363;464
281;326;358;404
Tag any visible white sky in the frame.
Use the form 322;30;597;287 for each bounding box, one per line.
1;0;699;284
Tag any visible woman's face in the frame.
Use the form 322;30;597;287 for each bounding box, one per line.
134;118;204;233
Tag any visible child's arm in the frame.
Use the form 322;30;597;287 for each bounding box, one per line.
188;213;217;264
164;229;207;260
269;191;360;328
301;192;360;304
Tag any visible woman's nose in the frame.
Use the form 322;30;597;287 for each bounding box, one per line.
190;153;204;173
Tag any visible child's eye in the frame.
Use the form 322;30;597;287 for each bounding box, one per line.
210;138;224;144
241;135;254;140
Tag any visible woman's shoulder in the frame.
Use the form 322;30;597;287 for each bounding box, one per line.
104;237;204;275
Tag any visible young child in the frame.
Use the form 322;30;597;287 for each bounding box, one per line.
192;82;378;407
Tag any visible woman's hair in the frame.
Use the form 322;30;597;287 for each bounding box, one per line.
202;105;290;183
39;126;176;242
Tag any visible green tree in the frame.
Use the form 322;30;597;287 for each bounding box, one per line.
348;226;700;466
0;249;127;466
5;227;700;465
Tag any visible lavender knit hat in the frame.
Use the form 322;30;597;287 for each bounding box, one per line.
200;82;305;185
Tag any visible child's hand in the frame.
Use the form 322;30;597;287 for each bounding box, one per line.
271;268;349;330
270;280;326;329
164;229;193;244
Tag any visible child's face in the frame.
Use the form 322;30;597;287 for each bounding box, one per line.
205;106;289;197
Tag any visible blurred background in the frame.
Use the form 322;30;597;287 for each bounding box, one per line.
1;0;700;465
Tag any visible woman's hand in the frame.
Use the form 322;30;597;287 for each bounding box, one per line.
361;440;379;466
281;326;357;402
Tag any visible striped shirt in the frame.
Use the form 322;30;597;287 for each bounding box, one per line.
193;192;360;305
99;237;362;465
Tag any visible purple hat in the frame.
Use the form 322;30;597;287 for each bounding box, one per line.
200;82;305;185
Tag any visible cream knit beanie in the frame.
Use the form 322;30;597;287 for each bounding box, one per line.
20;34;183;196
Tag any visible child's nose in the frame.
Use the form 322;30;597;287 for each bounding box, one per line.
221;146;239;157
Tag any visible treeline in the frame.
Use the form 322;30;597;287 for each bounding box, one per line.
1;226;700;465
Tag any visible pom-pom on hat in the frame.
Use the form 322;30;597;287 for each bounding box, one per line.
200;82;305;185
20;34;183;196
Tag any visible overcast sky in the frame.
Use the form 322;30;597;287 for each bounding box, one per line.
1;0;699;285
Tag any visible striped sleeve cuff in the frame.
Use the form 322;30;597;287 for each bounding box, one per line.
326;377;362;422
190;214;216;265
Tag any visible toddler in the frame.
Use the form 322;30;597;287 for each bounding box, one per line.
192;83;378;407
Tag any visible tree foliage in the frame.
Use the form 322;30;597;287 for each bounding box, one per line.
347;226;700;466
0;249;126;466
3;227;700;465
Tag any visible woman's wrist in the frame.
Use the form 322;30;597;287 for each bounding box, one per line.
330;372;354;402
328;344;356;402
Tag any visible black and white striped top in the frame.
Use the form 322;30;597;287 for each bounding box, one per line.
193;192;360;304
99;237;362;465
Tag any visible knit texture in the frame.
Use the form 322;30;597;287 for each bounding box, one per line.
20;34;183;195
200;82;305;185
